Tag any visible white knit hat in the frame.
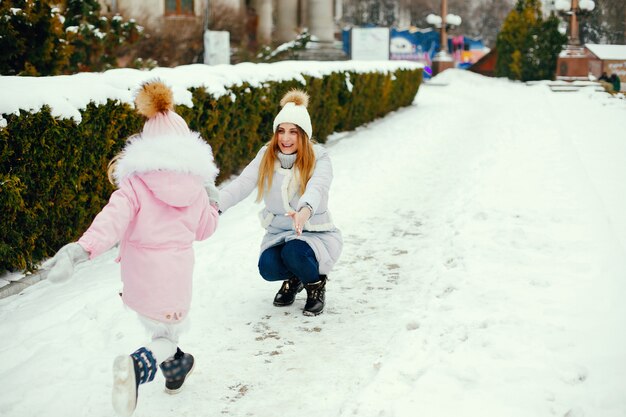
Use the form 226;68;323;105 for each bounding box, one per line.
273;90;312;139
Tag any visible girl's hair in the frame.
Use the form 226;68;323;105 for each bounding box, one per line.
107;153;122;186
256;125;316;202
106;134;139;186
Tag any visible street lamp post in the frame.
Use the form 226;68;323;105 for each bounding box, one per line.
555;0;595;46
427;0;462;76
555;0;596;79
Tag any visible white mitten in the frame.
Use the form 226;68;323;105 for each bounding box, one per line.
42;242;90;283
204;182;221;208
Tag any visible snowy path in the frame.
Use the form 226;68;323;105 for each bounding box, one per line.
1;71;625;417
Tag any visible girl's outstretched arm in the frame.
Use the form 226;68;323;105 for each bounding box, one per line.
196;204;219;241
77;179;139;259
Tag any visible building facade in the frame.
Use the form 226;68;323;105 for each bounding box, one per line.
98;0;340;45
586;44;626;90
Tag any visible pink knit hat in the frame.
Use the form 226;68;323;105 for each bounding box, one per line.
142;110;190;137
135;80;190;137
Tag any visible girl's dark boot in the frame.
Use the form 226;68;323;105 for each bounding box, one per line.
303;275;327;316
273;277;304;306
159;347;195;394
112;347;157;417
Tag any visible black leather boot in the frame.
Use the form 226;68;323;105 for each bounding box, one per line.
303;275;327;316
273;277;304;306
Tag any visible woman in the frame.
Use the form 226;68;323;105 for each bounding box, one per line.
217;89;342;316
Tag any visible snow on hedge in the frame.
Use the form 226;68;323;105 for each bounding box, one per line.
0;60;422;123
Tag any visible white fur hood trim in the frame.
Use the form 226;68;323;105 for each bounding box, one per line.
114;132;218;184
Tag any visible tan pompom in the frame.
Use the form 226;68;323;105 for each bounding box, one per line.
280;89;309;108
134;80;174;118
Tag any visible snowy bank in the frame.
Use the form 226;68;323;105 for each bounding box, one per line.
0;61;422;123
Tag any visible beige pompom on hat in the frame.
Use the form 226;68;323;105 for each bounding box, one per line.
273;89;312;139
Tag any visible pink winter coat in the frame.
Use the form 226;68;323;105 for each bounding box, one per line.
77;131;219;324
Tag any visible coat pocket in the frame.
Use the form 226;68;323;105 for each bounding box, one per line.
304;211;335;232
258;209;274;228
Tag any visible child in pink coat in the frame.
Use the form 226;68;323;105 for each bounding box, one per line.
44;80;220;416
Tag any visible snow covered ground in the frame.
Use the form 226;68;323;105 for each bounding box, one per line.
1;69;625;417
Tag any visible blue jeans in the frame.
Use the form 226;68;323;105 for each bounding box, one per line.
258;240;320;285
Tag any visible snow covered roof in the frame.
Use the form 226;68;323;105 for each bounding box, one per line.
585;44;626;60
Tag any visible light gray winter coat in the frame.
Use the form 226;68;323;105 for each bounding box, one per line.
219;144;342;274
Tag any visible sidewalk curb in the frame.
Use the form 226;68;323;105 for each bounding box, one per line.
0;270;47;300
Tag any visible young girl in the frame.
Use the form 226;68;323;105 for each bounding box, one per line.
44;80;219;416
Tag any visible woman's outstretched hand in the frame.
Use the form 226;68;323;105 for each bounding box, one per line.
285;207;311;236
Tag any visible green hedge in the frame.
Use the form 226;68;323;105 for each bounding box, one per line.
0;67;422;272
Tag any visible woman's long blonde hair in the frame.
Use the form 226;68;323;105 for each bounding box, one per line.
256;126;316;202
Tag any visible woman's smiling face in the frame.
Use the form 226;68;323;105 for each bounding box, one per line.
277;123;300;154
